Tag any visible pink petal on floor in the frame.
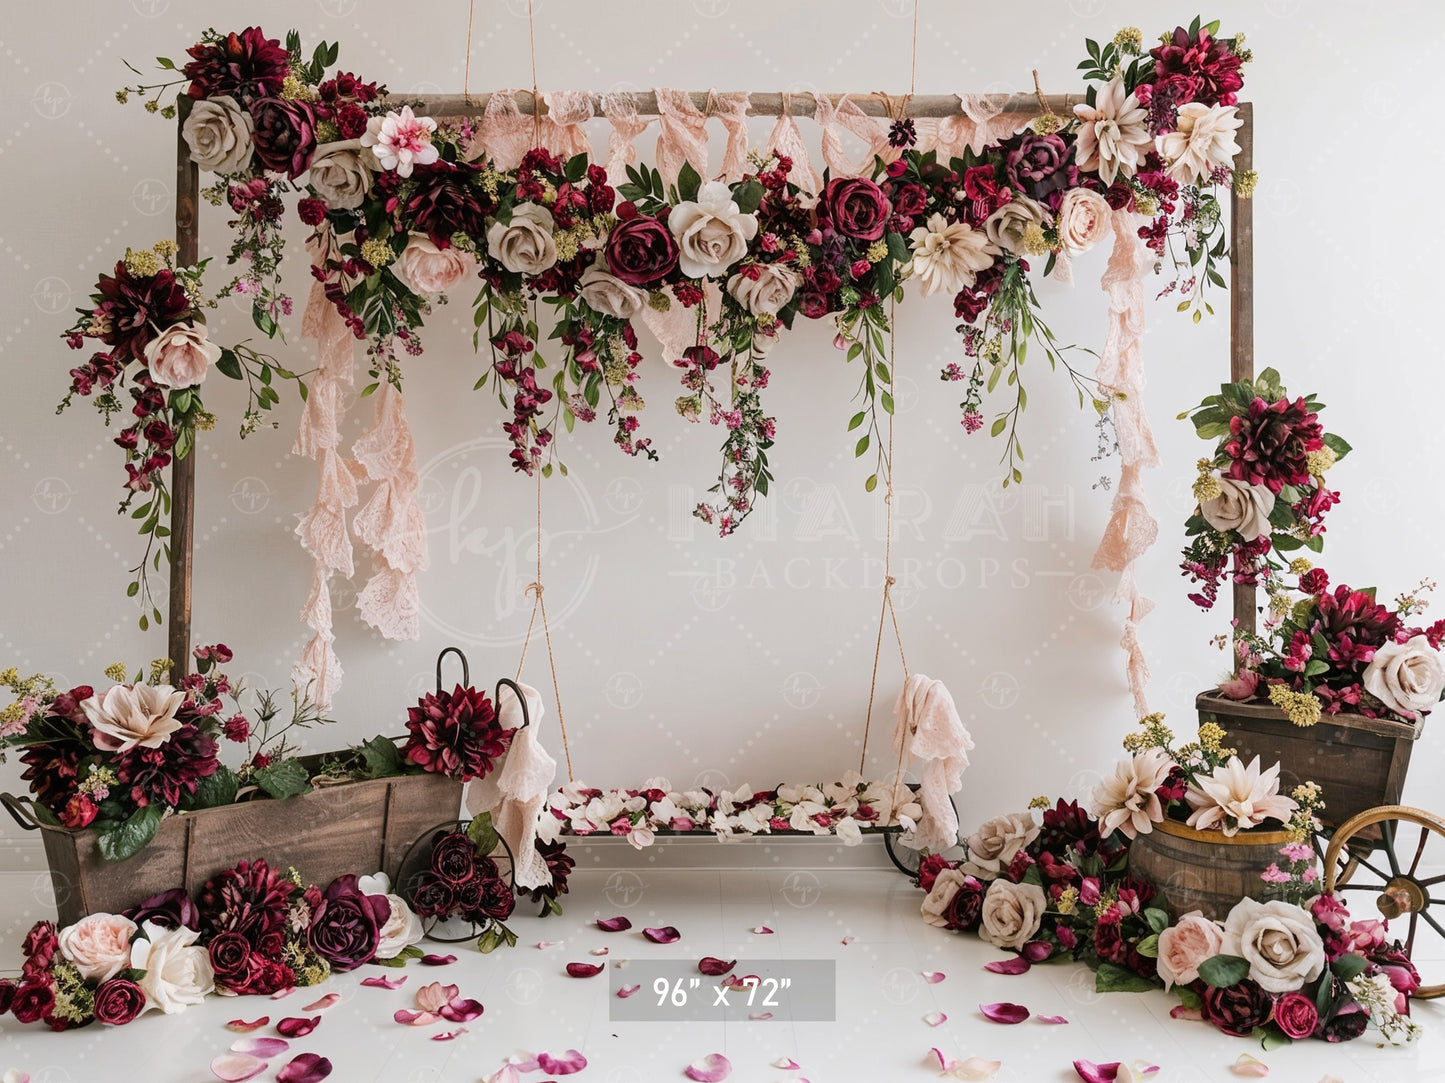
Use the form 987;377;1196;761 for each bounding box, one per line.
617;984;641;998
589;947;610;956
1022;940;1053;963
393;1009;441;1025
226;1017;270;1032
485;1068;523;1083
415;982;460;1012
698;957;736;976
840;936;855;946
229;1037;290;1058
596;916;633;932
269;987;295;1000
440;997;484;1023
276;1053;333;1083
928;1049;952;1071
210;1054;268;1082
979;1002;1029;1024
954;1059;1002;1081
432;1027;468;1042
921;971;946;984
361;975;407;990
1169;1005;1202;1021
684;1054;733;1082
537;1050;589;1075
983;957;1031;975
643;926;681;944
923;1011;947;1027
1231;1055;1270;1077
749;1011;773;1021
1073;1062;1123;1083
302;993;340;1012
535;940;561;949
1035;1014;1069;1025
752;926;774;935
275;1016;320;1038
771;1059;800;1070
566;962;604;978
421;954;457;966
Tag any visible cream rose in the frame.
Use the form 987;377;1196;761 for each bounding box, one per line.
143;322;221;390
1364;634;1445;718
1200;475;1275;541
978;879;1047;951
131;921;215;1014
181;95;254;175
669;181;758;279
1156;911;1225;990
578;262;648;320
727;262;799;317
1222;897;1326;994
57;913;138;983
397;235;477;295
983;195;1048;256
961;812;1039;880
486;202;558;275
920;868;970;930
81;682;186;753
358;871;426;960
307;140;373;211
1056;188;1112;255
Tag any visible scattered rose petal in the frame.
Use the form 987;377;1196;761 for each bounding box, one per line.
1231;1055;1269;1078
432;1027;468;1041
1169;1004;1202;1021
979;1002;1029;1025
361;975;407;990
840;936;855;946
275;1016;320;1038
415;982;460;1013
276;1052;333;1083
226;1017;270;1032
929;1049;951;1071
302;993;340;1012
698;957;736;976
1022;940;1053;962
748;1011;773;1021
211;1054;268;1082
596;916;633;932
953;1058;1002;1081
440;997;484;1023
229;1037;290;1058
566;962;604;978
923;1011;947;1027
393;1009;440;1026
983;957;1031;975
752;926;774;935
617;984;641;998
643;926;681;944
1036;1014;1069;1025
1074;1062;1161;1083
771;1059;800;1071
2;1073;29;1083
537;1050;589;1076
921;971;946;984
684;1054;732;1082
421;954;457;966
485;1068;523;1083
534;941;561;949
269;987;295;1000
589;947;610;956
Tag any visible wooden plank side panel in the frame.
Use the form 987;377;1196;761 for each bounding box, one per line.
1230;102;1257;634
168;104;201;672
1130;823;1284;921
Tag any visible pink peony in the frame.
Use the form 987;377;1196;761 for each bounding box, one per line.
57;913;139;983
143;322;221;389
398;235;477;294
1156;910;1225;990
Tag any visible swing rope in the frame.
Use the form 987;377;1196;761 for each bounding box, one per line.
516;467;576;782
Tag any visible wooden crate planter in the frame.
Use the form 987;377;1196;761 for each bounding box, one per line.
3;773;461;927
1129;817;1293;921
1196;690;1425;828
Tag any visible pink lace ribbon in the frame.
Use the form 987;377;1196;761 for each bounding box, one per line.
763;104;820;192
920;93;1031;159
638;281;723;364
599;92;654;185
477;90;534;171
539;90;593;160
815;94;890;177
653;89;751;183
1091;209;1160;717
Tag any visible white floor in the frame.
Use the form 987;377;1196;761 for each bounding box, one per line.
3;859;1445;1083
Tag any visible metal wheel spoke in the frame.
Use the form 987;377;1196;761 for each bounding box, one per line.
1420;873;1445;887
1383;820;1402;878
1421;909;1445;941
1407;911;1418;956
1334;883;1378;892
1409;824;1431;877
1349;851;1396;884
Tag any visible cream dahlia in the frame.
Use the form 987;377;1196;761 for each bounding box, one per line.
1156;102;1243;184
907;213;999;297
81;683;186;753
1073;75;1151;185
1185;755;1298;836
1090;748;1173;839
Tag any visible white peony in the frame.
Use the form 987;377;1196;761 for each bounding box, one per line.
668;181;758;279
1363;635;1445;719
143;322;222;389
131;921;215;1015
1073;75;1152;185
486;202;558;276
1200;474;1275;541
1157;103;1243;184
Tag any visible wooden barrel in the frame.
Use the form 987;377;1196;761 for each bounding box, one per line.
1129;818;1294;922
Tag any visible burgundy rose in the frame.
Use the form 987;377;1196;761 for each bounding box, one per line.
249;97;318;179
1003;133;1077;202
1273;991;1319;1041
430;831;479;886
184;27;290;106
409;876;455;919
309;874;390;971
821;177;891;242
942;875;985;932
798;292;830;319
916;853;952;894
0;978;16;1015
126;887;201;931
11;981;55;1025
59;793;98;829
471;876;516;923
1201;978;1273;1038
92;978;146;1026
605;215;679;287
1318;984;1369;1042
892;183;928;218
208;931;257;989
297;197;328;226
21;921;58;978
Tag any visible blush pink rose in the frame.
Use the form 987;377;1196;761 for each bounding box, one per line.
57;912;139;983
398;235;478;294
1156;910;1226;990
143;321;221;388
1056;187;1112;255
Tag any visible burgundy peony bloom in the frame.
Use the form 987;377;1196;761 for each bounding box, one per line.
407;162;493;247
916;853;953;894
518;838;575;906
198;858;296;945
1003;133;1077;202
1093;913;1127;965
470;876;516;923
1201;978;1273;1037
183;27;290;106
429;831;479;886
1151;27;1245;108
21;921;58;977
409;876;456;919
820;177;892;242
403;683;513;782
309;874;390;971
93;261;193;364
1300;567;1330;596
297;197;328;226
249;98;318;179
0;978;15;1015
1273;991;1319;1040
114;723;220;808
11;981;55;1025
943;875;985;932
892;182;928;219
1222;396;1324;493
92;977;146;1026
126;887;201;931
604;215;680;287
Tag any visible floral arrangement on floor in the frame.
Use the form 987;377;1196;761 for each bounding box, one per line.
1180;367;1350;610
916;718;1421;1046
0;857;425;1031
1212;571;1445;726
58;244;304;622
115;17;1250;534
402;820;519;953
538;773;923;849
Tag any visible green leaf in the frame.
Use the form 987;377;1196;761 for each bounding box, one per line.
1175;985;1203;1011
855;434;870;457
126;581;140;597
1144;908;1169;935
1331;952;1367;982
97;803;164;862
1322;432;1352;461
676;160;702;203
184;765;240;810
564;153;588;183
864;473;878;493
880;391;894;415
356;735;405;779
1135;933;1159;959
847;411;866;432
215;350;243;380
1095;962;1156;993
467;811;500;857
254;758;312;800
1197;954;1251;988
1255;1026;1293;1052
1303;659;1330;677
733;180;764;215
989;416;1007;438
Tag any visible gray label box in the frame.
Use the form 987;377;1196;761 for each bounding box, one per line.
609;959;837;1022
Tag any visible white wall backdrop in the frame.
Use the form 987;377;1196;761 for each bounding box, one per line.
3;0;1443;866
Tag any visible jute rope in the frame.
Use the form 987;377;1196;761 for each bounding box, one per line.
516;467;576;781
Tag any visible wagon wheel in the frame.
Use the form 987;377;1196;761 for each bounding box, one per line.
1314;827;1363;887
884;794;963;877
1323;805;1445;999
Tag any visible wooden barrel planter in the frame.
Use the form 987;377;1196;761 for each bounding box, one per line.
1196;690;1425;828
1129;817;1294;922
3;772;462;927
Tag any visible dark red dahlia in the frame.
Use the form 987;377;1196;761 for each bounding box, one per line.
183;27;290;107
198;858;297;945
18;743;83;814
114;723;220;808
92;262;192;364
1033;798;1100;859
402;683;513;782
406;162;493;247
1150;27;1244;108
1300;567;1330;596
1222;396;1324;493
1314;584;1401;653
249;97;318;179
518;838;575;906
